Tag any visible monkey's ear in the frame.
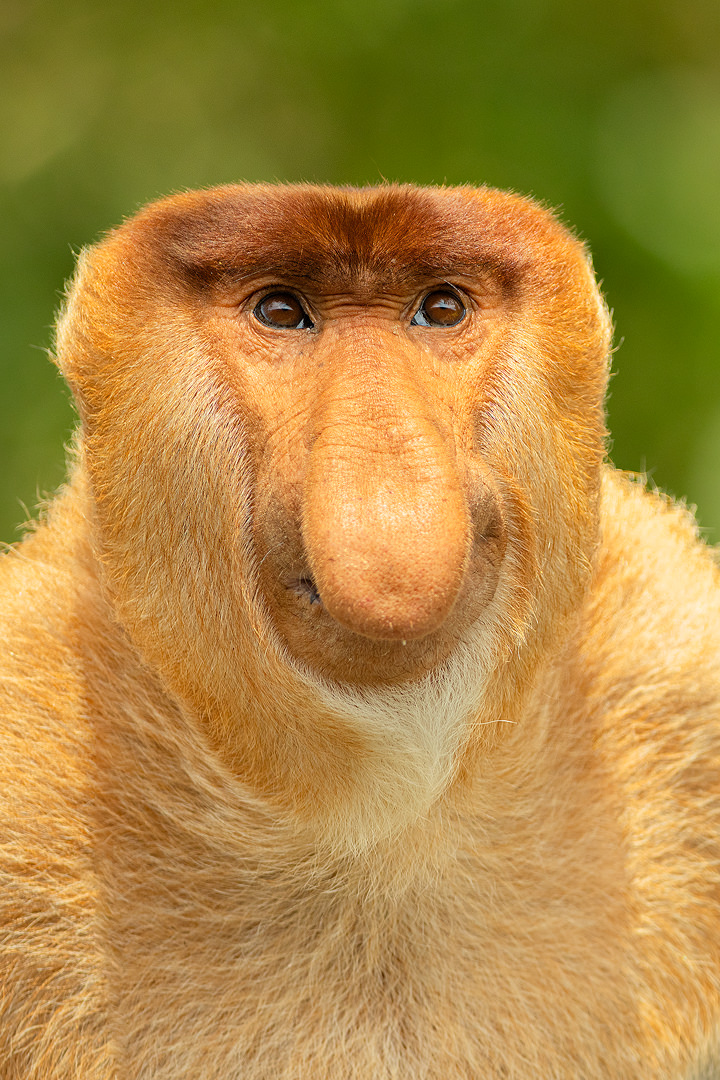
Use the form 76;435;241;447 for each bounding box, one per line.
53;253;90;401
53;252;105;428
52;228;159;421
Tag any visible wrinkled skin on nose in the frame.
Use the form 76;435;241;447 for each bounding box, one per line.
302;349;470;641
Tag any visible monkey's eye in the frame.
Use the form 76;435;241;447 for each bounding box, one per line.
253;292;314;330
411;289;466;327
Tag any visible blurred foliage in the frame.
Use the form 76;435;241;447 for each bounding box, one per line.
1;0;719;542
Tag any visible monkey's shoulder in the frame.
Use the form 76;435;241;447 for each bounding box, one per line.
594;465;720;652
580;466;720;825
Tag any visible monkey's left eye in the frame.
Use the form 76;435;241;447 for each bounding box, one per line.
254;292;314;330
411;289;466;327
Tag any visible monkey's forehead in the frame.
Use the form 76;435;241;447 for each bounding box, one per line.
107;183;586;295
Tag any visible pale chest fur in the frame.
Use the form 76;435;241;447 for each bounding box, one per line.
94;686;640;1080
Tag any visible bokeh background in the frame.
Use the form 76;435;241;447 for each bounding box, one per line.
1;0;719;543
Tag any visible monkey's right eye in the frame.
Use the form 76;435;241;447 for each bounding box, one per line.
253;292;314;330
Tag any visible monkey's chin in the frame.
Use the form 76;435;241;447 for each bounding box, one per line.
264;563;501;688
285;607;453;687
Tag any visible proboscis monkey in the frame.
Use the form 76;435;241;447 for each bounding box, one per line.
0;184;718;1080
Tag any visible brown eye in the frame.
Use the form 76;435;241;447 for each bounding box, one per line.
254;292;314;329
411;289;466;327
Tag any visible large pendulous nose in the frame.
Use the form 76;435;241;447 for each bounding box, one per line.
301;334;470;641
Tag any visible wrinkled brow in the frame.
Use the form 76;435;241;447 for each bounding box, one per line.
151;186;525;296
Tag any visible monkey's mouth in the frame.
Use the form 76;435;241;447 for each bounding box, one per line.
288;576;324;607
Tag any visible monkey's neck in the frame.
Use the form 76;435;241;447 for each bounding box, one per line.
31;466;573;861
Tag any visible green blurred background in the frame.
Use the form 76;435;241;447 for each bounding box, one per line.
1;0;719;543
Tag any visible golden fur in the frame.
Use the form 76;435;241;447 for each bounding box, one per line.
0;184;718;1078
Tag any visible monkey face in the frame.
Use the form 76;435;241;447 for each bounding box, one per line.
58;184;610;693
207;265;513;685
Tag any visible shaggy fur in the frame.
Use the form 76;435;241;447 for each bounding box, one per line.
0;184;718;1078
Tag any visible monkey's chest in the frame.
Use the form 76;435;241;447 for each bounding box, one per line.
102;867;651;1080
